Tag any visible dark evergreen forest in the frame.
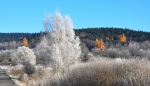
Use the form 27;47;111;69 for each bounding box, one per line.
0;27;150;50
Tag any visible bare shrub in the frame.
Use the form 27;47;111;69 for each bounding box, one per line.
22;61;35;77
18;74;29;82
110;77;149;86
35;67;45;79
91;48;104;57
118;50;130;59
105;48;119;58
8;68;24;76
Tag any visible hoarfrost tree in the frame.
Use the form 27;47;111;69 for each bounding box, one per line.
128;41;140;57
80;43;89;61
12;46;36;65
36;11;81;76
35;36;53;68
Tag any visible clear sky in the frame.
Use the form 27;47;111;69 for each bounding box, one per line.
0;0;150;33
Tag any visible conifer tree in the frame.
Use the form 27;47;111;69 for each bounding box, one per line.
22;37;28;47
95;38;100;48
95;38;105;51
118;33;127;42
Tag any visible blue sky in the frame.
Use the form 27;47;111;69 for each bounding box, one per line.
0;0;150;33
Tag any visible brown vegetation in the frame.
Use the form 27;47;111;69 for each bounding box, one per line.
118;33;127;42
95;38;105;51
47;58;150;86
22;37;28;47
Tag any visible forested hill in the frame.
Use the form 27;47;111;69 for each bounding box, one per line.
75;27;150;42
0;32;41;42
75;27;150;50
1;27;150;42
0;27;150;49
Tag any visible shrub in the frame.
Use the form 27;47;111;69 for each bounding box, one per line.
22;61;35;77
12;46;36;65
18;74;29;82
105;48;119;58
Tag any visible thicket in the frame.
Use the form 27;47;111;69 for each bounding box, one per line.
91;41;150;59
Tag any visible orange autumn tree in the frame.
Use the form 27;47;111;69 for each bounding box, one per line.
95;38;100;48
118;33;127;42
22;37;28;47
95;38;105;51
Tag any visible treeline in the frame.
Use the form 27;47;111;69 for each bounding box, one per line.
0;27;150;50
0;32;42;49
76;27;150;41
76;27;150;50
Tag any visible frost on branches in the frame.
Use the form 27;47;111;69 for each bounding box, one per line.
12;46;36;65
35;36;53;68
36;11;81;75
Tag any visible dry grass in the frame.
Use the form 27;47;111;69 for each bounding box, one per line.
8;58;150;86
47;58;150;86
7;68;24;79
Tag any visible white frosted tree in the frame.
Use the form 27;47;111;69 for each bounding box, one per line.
36;11;81;76
12;46;36;65
35;36;53;68
128;41;140;57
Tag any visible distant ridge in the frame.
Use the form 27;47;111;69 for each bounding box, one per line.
75;27;150;42
0;27;150;49
0;27;150;42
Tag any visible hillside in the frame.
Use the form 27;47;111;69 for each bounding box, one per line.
76;27;150;42
76;27;150;50
0;27;150;50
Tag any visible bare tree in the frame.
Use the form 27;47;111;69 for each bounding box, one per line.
36;11;81;76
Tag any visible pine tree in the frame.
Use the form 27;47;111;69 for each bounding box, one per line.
22;37;28;47
99;39;105;51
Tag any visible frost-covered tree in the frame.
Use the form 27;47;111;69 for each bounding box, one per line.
105;48;119;58
36;11;81;76
140;40;150;50
35;36;53;68
9;41;17;49
118;49;130;58
0;50;13;64
80;43;89;61
91;48;104;57
128;41;140;57
12;46;36;65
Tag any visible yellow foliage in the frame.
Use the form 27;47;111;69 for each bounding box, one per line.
118;33;127;42
95;38;105;51
22;37;28;47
